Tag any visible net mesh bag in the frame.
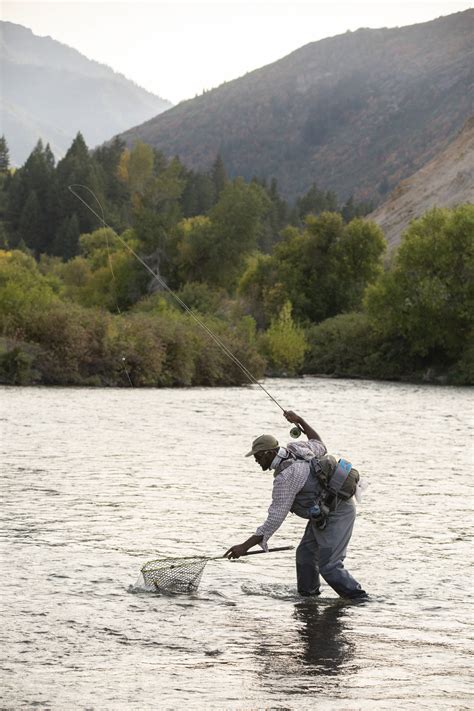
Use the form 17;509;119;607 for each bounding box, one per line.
140;556;209;593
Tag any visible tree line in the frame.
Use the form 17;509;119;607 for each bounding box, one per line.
0;133;371;260
0;133;472;386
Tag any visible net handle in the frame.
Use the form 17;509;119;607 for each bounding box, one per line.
237;545;294;557
142;545;295;571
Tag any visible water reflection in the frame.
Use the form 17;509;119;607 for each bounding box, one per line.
294;599;356;675
254;598;356;691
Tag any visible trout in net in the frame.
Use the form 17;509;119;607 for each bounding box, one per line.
139;547;294;594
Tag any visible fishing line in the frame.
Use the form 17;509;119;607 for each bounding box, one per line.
68;184;291;415
70;184;134;386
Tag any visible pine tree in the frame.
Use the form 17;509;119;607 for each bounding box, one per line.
257;178;288;252
341;195;374;222
22;140;48;195
341;196;356;222
18;190;41;249
55;132;105;238
5;171;25;239
8;141;44;248
181;171;215;217
268;178;288;231
13;140;56;253
44;143;55;170
0;140;11;244
211;154;228;199
325;190;338;212
296;183;328;220
0;136;10;173
53;213;80;260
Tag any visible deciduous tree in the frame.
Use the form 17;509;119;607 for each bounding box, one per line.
366;205;474;363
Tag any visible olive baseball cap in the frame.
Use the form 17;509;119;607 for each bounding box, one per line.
245;434;279;457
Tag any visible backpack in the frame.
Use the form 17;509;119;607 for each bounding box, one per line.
310;454;360;504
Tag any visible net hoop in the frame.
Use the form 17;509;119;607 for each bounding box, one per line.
141;556;210;593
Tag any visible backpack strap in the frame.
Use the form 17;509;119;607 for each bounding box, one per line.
274;449;309;477
274;452;295;477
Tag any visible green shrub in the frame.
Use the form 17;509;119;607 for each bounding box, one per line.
27;303;111;385
0;250;60;335
447;335;474;385
305;312;371;376
0;346;35;384
108;309;265;387
260;301;307;375
107;313;167;386
174;281;227;315
304;312;414;380
190;313;265;386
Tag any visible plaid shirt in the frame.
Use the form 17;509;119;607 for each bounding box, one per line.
255;439;327;549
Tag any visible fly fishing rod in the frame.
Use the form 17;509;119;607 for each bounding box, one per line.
69;184;303;437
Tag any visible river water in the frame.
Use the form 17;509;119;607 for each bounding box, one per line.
1;378;473;710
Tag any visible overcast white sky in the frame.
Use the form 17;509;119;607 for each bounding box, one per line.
2;0;472;103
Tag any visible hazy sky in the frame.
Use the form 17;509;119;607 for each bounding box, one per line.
3;0;472;103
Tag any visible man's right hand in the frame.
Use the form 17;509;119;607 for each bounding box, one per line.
224;543;249;559
224;534;263;558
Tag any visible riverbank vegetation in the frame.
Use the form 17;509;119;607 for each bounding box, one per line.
0;134;472;386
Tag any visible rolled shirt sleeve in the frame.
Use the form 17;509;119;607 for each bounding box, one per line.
290;439;327;459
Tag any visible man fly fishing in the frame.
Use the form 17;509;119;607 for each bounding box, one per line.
70;190;368;601
224;410;367;600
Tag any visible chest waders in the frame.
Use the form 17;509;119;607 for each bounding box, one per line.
275;452;367;599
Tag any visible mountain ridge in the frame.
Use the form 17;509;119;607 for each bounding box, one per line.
117;10;474;203
0;21;172;165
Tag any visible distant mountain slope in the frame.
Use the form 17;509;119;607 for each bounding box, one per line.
0;22;172;165
368;116;474;249
118;10;473;203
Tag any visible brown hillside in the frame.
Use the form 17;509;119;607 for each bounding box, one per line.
368;116;474;249
117;10;474;203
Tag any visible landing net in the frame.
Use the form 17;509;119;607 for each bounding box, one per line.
141;556;209;593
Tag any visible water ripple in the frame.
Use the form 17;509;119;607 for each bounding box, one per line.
1;379;473;709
